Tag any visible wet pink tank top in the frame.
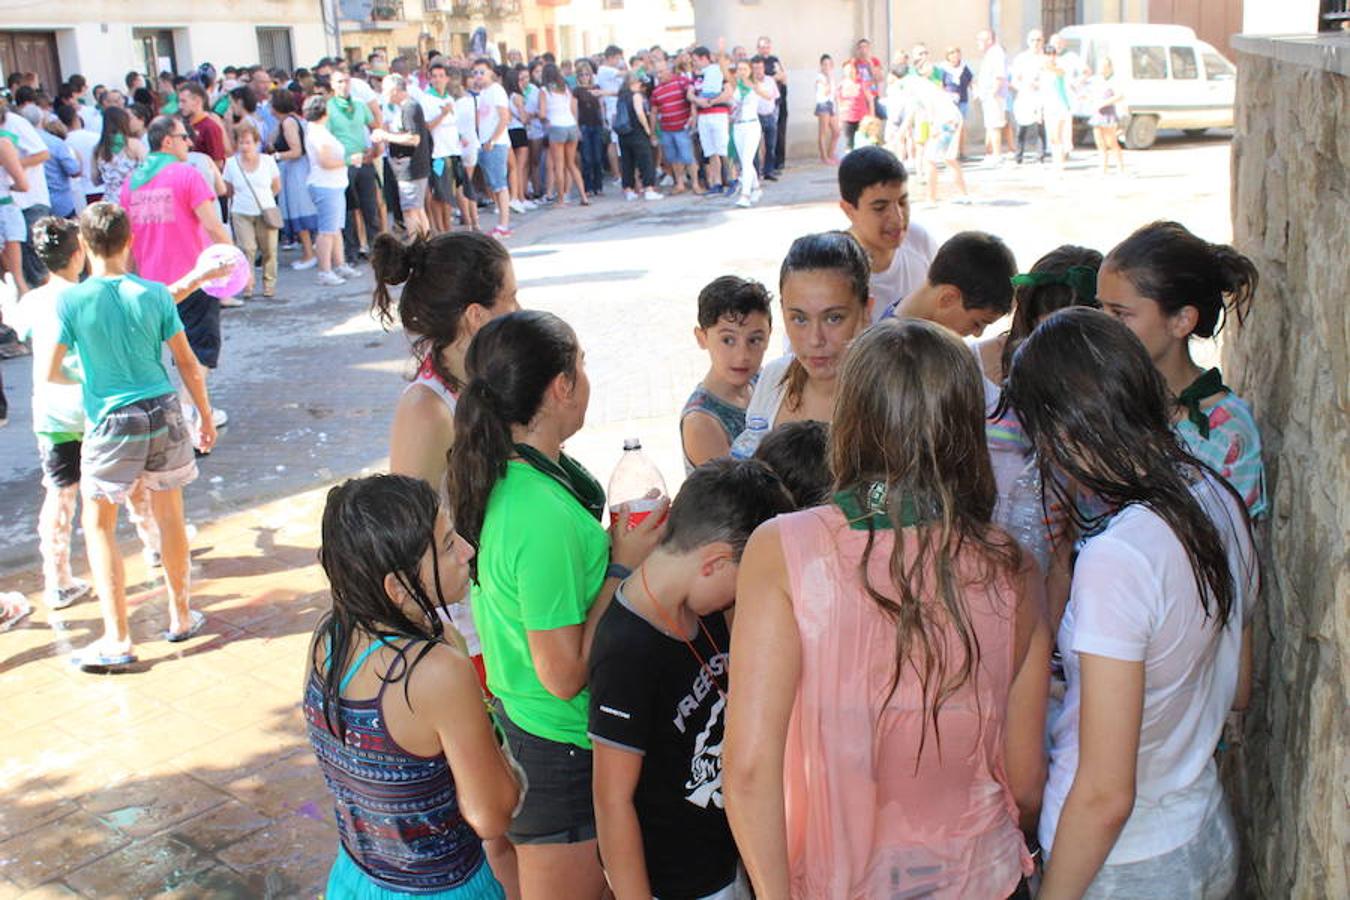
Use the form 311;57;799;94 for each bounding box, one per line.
776;505;1032;899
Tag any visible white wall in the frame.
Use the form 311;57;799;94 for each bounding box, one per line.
1242;0;1320;35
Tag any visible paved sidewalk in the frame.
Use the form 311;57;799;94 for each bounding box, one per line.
0;136;1233;897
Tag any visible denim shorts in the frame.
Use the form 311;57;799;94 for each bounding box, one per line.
309;185;346;233
547;124;579;144
659;128;694;165
0;202;26;242
493;699;595;845
478;145;509;192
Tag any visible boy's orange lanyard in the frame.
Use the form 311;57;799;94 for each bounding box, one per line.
640;565;728;702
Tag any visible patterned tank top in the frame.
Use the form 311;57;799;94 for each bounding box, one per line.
304;636;489;892
680;384;748;473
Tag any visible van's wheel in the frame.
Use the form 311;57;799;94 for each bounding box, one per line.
1124;115;1159;149
1183;128;1208;138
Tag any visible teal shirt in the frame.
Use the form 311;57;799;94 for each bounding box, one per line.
56;275;183;425
327;96;373;157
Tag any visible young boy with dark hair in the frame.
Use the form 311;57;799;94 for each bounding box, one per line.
837;144;939;322
752;420;832;509
681;275;772;472
47;202;219;670
590;458;794;900
888;229;1017;337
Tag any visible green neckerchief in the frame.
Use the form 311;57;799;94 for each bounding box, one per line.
1010;266;1098;305
0;129;18;148
160;94;179;116
1176;368;1229;438
513;443;605;522
110;133;126;155
128;152;178;190
833;481;926;530
427;85;450;99
330;95;356;118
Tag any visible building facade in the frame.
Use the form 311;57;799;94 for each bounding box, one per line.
0;0;328;90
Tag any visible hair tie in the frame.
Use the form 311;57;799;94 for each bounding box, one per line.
406;239;431;275
1010;265;1099;305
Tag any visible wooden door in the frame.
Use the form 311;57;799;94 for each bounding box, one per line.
0;31;61;92
1149;0;1244;58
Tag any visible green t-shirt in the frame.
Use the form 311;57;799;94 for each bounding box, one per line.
56;275;183;425
327;96;373;157
474;459;610;748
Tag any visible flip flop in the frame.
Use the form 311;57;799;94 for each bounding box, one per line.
71;644;138;672
0;593;33;632
163;609;206;643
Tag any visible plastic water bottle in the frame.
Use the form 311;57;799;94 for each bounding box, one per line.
607;438;668;529
729;415;770;460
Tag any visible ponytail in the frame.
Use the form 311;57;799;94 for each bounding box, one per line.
448;310;580;562
1105;221;1259;339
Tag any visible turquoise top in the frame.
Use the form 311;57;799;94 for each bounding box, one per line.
56;275;182;425
327;96;373;157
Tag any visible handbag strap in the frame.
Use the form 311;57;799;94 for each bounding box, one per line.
234;155;272;217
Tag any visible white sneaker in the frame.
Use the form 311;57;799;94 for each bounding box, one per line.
212;407;229;428
735;195;752;208
624;190;640;201
335;264;360;279
750;188;763;204
643;189;664;201
317;270;346;286
219;296;245;308
522;199;538;211
291;257;318;271
509;199;527;214
659;173;674;187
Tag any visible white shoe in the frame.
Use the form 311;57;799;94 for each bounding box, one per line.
522;199;538;211
750;188;763;204
291;257;318;271
335;264;360;279
624;190;640;201
643;189;664;201
735;195;752;208
212;407;229;428
659;173;674;187
317;270;346;286
219;296;245;308
509;199;527;214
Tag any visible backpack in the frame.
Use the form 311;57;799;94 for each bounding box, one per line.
612;92;636;135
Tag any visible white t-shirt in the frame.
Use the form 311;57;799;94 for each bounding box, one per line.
871;220;939;322
1040;472;1255;866
596;64;624;120
222;153;280;215
305;123;350;189
728;353;794;458
348;76;379;106
454;96;478;158
419;89;461;159
5;112;50;208
544;88;577;128
474;83;512;147
65;127;101;200
978;44;1009;98
814;71;834;105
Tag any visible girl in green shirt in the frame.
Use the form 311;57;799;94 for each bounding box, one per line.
449;310;665;900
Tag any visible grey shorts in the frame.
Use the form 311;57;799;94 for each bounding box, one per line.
547;124;579;144
396;177;428;212
81;393;197;504
1082;795;1238;899
0;202;25;242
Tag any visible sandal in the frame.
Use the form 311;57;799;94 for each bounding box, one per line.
71;639;137;672
163;609;207;643
0;592;33;632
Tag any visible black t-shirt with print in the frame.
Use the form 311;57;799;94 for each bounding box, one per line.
588;592;736;899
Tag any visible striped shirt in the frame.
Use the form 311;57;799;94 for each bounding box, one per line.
1175;392;1267;518
651;76;693;131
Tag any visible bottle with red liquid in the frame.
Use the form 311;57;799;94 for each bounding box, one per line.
607;438;668;529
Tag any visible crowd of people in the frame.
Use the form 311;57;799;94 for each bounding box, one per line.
814;27;1128;200
0;29;1265;900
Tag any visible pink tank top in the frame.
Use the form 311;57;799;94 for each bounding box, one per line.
776;505;1032;899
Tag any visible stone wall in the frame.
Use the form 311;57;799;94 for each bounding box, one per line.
1226;33;1349;900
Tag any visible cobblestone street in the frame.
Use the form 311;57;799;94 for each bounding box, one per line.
0;134;1233;897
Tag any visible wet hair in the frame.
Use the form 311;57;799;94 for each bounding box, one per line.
315;474;449;739
831;318;1019;761
928;231;1017;313
696;275;772;328
449;311;580;556
1006;308;1250;628
838;145;908;206
78;202;132;257
660;458;794;560
31;216;81;271
1105;220;1257;338
778;231;871;409
753;421;832;508
1001;244;1103;377
229;85;258;114
95;107;135;162
371;231;513;393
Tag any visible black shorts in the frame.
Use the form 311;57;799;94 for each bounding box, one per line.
178;289;222;369
40;438;81;488
431;157;467;202
494;699;595;845
508;127;528;150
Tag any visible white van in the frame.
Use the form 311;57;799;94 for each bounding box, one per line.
1057;23;1236;149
